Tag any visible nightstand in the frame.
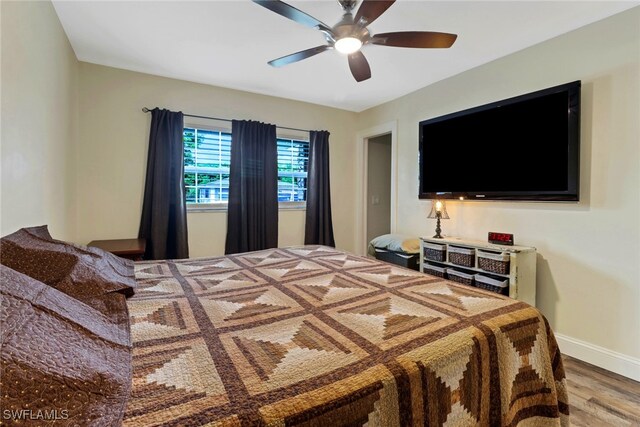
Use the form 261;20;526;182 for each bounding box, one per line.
88;238;146;261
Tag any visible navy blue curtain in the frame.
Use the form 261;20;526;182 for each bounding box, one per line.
304;130;335;247
225;120;278;254
138;108;189;260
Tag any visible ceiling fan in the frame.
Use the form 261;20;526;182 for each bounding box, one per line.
252;0;457;82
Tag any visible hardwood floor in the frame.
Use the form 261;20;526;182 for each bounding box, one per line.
563;355;640;426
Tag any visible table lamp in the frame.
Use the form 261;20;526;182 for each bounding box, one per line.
427;200;449;239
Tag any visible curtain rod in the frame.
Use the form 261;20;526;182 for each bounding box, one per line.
141;107;311;133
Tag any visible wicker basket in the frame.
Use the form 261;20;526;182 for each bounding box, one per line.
446;269;474;286
423;263;447;278
448;246;475;267
423;242;446;262
478;250;510;275
474;274;509;295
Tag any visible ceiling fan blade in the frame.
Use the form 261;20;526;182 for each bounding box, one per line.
354;0;395;26
252;0;331;31
348;51;371;82
371;31;458;48
268;45;331;67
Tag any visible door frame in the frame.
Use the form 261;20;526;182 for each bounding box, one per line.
355;121;398;255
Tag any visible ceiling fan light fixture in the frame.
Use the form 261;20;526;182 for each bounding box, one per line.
335;37;362;54
252;0;457;82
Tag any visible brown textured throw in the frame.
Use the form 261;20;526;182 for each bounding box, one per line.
0;227;136;307
0;265;132;426
124;246;569;426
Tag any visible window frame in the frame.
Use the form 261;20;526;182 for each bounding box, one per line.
276;135;310;205
184;123;232;211
184;123;309;212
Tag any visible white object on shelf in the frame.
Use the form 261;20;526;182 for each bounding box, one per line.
474;274;509;289
477;250;510;262
446;269;474;281
449;246;475;255
423;241;446;251
419;236;537;306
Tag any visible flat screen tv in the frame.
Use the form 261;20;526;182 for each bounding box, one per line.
419;81;580;201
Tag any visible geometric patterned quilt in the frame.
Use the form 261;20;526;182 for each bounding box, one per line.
123;246;569;426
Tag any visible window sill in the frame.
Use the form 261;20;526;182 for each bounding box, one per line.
187;205;228;213
187;202;306;213
279;202;306;211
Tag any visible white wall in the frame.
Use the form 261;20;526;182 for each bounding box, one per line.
356;8;640;363
1;0;78;240
76;63;358;256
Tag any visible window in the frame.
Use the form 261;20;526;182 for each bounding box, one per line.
184;128;231;204
277;138;309;202
183;127;309;206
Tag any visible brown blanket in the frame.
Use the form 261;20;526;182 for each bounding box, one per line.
0;265;132;426
124;246;569;426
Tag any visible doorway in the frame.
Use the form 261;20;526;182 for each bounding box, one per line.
355;121;397;255
366;134;392;247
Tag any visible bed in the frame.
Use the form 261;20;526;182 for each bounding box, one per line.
123;246;569;426
0;228;569;426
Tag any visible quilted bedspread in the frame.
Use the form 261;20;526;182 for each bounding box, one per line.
123;246;569;426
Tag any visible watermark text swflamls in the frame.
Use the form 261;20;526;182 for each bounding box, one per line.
2;409;69;421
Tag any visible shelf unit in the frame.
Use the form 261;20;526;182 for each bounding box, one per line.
420;237;537;306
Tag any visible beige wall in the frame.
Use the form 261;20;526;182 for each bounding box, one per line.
356;9;640;360
76;63;358;256
1;0;78;240
366;134;391;243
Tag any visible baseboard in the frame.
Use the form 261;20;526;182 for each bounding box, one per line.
555;333;640;382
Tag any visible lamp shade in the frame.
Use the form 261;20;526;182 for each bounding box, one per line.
427;200;450;219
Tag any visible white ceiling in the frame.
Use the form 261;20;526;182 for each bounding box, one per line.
52;1;638;112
